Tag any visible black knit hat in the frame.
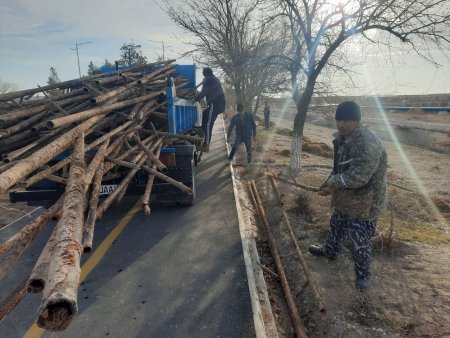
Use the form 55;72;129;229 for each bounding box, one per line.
202;67;213;76
335;101;361;121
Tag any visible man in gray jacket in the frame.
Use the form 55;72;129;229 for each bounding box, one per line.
308;101;387;291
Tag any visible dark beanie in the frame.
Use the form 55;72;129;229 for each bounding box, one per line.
202;67;213;76
335;101;361;121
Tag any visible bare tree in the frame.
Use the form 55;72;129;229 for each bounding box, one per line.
274;0;450;171
0;78;18;94
161;0;289;111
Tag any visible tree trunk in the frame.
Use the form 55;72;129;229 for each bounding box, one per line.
253;94;261;117
289;81;315;171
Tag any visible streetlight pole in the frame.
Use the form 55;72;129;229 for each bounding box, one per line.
70;42;92;78
148;40;167;61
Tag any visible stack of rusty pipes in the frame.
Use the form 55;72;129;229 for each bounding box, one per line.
0;60;198;331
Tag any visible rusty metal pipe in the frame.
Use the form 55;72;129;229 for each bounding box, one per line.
269;174;325;312
249;180;308;338
36;135;86;331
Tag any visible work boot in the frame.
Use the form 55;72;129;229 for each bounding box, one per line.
355;278;370;291
307;245;335;260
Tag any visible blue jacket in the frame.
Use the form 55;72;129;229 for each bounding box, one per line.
195;74;225;105
227;112;256;139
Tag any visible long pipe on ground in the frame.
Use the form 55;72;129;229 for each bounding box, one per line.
36;135;86;331
268;174;325;312
248;180;308;338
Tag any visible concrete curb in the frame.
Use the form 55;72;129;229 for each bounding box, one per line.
221;115;279;338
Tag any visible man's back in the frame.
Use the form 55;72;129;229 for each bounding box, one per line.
196;74;225;104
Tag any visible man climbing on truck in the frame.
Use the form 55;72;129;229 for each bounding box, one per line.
195;67;226;152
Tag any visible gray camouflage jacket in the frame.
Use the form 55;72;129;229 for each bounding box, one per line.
323;125;387;220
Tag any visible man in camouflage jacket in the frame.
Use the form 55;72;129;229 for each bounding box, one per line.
308;101;387;291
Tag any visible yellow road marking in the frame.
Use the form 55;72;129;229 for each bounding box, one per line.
23;198;143;338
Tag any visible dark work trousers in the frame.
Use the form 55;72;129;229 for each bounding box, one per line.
228;135;252;163
264;114;270;129
202;100;226;145
322;210;377;280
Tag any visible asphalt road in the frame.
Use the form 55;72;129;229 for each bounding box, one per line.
0;119;254;338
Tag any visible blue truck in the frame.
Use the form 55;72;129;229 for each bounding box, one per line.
9;64;203;207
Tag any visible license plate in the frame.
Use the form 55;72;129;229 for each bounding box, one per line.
99;184;117;196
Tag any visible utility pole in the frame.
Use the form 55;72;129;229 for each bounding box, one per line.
70;42;92;78
148;40;168;61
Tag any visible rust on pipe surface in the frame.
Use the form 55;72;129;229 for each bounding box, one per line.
0;110;48;139
269;174;325;312
0;114;104;193
24;121;132;188
249;180;308;338
27;221;62;293
142;144;162;216
132;134;167;172
139;129;203;143
96;152;148;220
0;60;174;102
47;92;160;129
82;162;104;253
36;134;86;331
0;105;46;124
84;139;109;187
0;196;63;258
128;102;144;120
142;165;192;195
91;80;140;104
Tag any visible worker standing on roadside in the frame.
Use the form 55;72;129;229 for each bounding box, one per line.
263;101;270;129
308;101;387;291
195;67;226;152
227;103;256;166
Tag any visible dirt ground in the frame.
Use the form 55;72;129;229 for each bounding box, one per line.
227;103;450;337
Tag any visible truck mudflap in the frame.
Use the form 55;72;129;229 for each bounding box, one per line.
9;144;196;207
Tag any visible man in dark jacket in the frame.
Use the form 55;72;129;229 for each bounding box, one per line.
308;101;387;291
227;103;256;165
194;67;226;152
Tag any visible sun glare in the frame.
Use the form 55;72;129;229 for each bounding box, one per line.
362;66;449;232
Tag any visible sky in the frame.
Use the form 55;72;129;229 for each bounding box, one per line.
1;0;449;97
